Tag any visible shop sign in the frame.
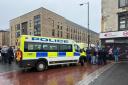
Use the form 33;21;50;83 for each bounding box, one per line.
100;31;128;39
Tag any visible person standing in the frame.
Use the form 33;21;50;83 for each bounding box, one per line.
7;47;14;64
91;48;96;64
102;48;108;65
86;48;91;64
108;47;113;60
113;47;119;62
79;49;86;66
1;46;8;64
95;48;99;64
98;49;103;65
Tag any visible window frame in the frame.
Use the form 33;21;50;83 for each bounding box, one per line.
59;44;73;52
74;44;80;52
118;12;128;31
34;15;41;36
119;0;128;8
24;42;73;52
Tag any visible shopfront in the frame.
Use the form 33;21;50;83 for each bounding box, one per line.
100;31;128;59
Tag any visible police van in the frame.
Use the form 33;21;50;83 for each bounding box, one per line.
16;35;80;71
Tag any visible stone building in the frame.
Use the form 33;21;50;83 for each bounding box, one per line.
101;0;128;58
10;7;99;46
0;30;10;46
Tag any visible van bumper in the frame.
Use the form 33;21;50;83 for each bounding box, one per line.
17;60;37;68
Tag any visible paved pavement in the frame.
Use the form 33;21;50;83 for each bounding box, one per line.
89;62;128;85
0;61;22;73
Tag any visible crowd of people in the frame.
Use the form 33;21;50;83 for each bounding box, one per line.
0;45;119;66
0;46;15;65
79;47;119;66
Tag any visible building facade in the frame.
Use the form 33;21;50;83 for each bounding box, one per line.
10;7;99;46
0;30;10;46
101;0;128;58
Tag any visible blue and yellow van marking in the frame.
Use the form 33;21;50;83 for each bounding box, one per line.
58;52;66;57
74;52;80;56
37;52;48;57
35;52;80;58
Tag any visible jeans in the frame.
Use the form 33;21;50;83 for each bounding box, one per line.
87;54;91;63
91;56;96;64
114;55;118;62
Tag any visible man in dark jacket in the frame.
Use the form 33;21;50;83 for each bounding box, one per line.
98;49;103;65
102;48;108;65
1;46;8;64
86;48;91;63
7;47;14;64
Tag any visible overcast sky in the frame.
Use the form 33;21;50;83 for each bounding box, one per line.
0;0;101;33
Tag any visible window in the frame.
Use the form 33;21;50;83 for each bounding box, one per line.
52;29;55;36
71;34;72;39
43;44;58;52
24;42;58;52
57;25;59;29
61;26;63;30
24;42;73;52
15;24;21;38
16;24;20;30
34;15;41;36
21;22;28;35
24;42;42;52
57;31;59;37
48;18;54;27
61;31;63;38
120;17;126;29
52;20;54;27
29;20;32;27
74;44;80;52
71;29;72;33
67;26;68;31
59;44;72;52
118;13;128;30
119;0;128;7
67;33;69;39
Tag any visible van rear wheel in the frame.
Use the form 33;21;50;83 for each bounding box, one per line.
36;61;46;71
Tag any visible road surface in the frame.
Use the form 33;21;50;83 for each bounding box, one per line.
89;62;128;85
0;63;104;85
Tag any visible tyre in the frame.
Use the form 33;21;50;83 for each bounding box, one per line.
36;61;46;71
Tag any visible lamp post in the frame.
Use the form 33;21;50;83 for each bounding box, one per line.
80;2;90;48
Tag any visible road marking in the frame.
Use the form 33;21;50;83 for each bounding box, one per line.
76;63;115;85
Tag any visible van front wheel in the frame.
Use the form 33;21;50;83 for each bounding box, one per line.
36;61;46;71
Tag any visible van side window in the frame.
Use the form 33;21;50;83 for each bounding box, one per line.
24;42;73;52
24;42;42;52
74;44;80;52
42;44;58;52
59;44;72;52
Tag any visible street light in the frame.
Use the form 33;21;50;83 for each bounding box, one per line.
80;2;90;48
